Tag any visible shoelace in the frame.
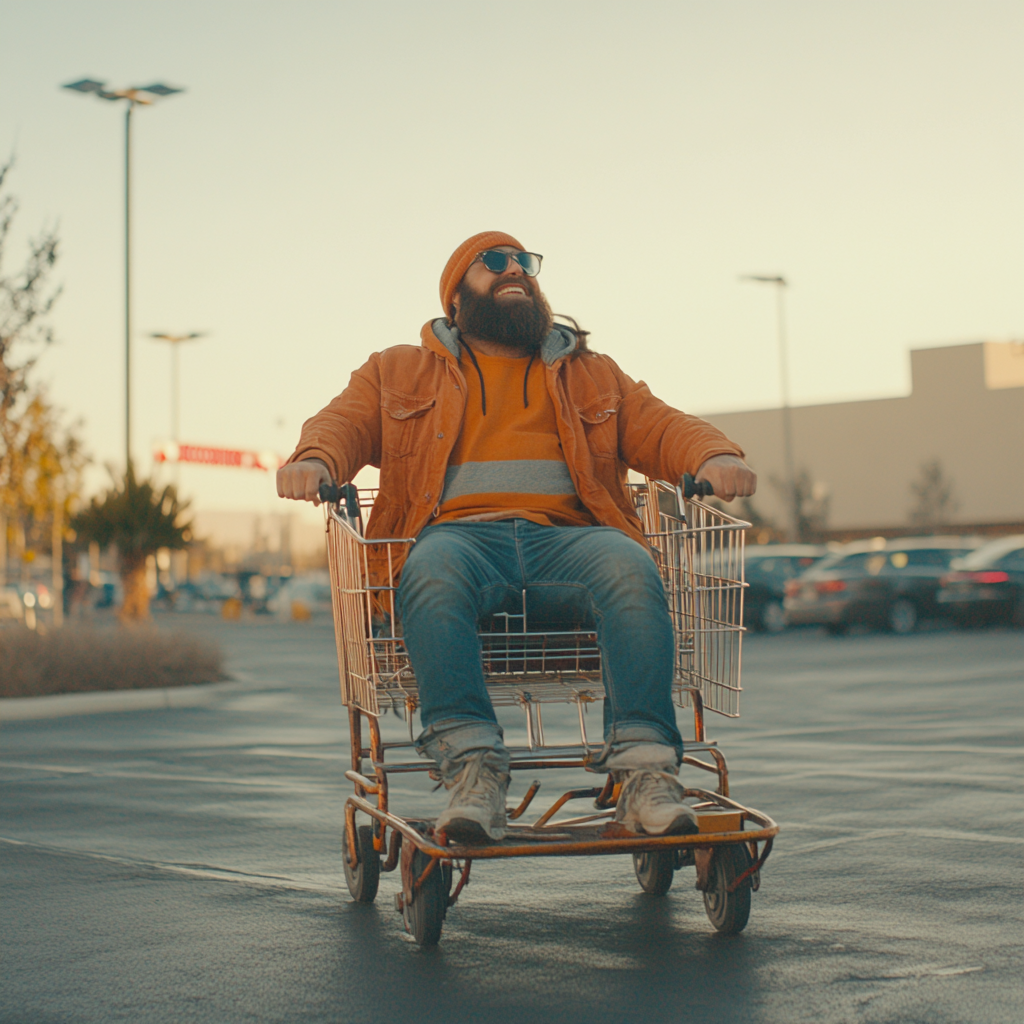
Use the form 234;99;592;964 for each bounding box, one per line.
626;770;680;805
451;755;503;807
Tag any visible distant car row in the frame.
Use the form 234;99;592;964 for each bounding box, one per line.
745;534;1024;635
158;571;333;619
0;582;58;621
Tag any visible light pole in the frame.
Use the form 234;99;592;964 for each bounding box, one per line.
150;332;204;479
740;274;796;539
62;78;185;472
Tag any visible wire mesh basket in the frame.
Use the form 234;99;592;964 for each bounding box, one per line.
325;479;747;722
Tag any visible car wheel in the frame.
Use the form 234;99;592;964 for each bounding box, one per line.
888;599;918;634
762;601;787;634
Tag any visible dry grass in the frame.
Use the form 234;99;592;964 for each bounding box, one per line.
0;625;225;699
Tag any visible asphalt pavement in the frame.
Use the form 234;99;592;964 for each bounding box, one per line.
2;617;1022;1024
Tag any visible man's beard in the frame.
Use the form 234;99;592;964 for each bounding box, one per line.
455;276;554;351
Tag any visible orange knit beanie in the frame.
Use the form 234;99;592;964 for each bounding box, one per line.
439;230;524;318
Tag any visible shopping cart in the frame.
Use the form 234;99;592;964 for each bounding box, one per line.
320;475;778;945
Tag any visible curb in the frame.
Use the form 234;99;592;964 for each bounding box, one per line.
0;678;253;722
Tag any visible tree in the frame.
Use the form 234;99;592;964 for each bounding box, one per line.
908;459;959;532
72;466;192;621
771;469;830;542
2;390;86;575
736;497;780;544
0;159;86;584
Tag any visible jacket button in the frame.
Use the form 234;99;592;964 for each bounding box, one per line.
453;383;460;390
437;432;444;439
425;492;431;499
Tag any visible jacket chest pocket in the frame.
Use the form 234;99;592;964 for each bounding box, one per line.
576;394;621;458
381;389;437;458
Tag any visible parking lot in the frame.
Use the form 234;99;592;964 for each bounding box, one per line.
2;619;1022;1024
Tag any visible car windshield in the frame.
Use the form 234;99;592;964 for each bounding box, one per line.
813;551;887;575
747;556;818;580
882;548;970;571
810;547;969;577
954;538;1024;570
805;551;852;575
997;548;1024;571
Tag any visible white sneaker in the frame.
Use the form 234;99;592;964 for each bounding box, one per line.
435;752;509;845
614;769;699;836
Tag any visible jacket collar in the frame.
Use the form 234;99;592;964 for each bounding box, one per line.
423;318;577;366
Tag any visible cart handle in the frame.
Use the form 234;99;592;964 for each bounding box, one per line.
325;475;709;512
319;481;361;521
682;473;714;499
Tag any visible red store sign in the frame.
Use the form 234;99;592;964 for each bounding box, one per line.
154;442;281;471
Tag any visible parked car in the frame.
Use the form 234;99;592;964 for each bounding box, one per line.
267;572;333;620
90;571;123;609
743;544;828;632
784;536;981;634
171;574;241;612
0;587;24;621
937;535;1024;626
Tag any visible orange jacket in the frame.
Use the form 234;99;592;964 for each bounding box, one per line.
287;320;744;576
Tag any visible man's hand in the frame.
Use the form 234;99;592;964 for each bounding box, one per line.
276;460;331;505
694;454;757;502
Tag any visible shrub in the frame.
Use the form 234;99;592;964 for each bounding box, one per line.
0;625;224;698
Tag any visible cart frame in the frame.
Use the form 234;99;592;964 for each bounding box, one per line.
323;478;779;940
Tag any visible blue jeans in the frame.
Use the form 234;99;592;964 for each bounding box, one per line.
396;519;683;774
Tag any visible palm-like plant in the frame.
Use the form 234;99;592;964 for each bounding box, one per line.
72;465;192;621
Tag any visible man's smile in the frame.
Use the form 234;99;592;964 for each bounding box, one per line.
493;282;529;299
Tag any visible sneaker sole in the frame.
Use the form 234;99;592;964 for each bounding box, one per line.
441;817;504;846
647;813;700;838
615;812;701;838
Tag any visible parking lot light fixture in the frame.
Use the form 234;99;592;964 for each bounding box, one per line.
151;332;205;485
150;332;204;447
61;79;186;471
740;274;795;539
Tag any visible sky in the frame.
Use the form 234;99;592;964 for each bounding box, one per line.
1;0;1021;526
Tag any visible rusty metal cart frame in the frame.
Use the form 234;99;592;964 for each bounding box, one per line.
323;477;779;945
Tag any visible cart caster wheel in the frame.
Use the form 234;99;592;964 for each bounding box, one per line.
342;823;380;903
402;848;448;947
633;849;675;895
702;845;752;934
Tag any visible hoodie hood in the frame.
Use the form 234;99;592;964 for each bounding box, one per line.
427;318;578;366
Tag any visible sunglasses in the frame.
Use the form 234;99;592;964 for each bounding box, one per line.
473;249;544;277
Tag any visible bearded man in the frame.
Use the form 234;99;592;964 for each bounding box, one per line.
278;231;756;845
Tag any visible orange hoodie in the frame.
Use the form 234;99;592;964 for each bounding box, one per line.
286;319;744;584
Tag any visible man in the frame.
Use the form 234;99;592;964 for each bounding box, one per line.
278;231;756;845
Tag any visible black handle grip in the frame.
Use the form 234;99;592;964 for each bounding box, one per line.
682;473;714;499
318;481;361;520
341;483;360;520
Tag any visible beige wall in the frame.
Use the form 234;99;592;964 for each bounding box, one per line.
700;342;1024;531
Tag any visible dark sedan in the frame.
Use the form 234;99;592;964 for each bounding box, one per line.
784;537;980;635
937;535;1024;626
744;544;828;632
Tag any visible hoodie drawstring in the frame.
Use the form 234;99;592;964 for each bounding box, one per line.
522;350;537;408
461;340;538;415
460;340;487;415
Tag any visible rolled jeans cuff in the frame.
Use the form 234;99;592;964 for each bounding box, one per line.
586;723;683;774
416;717;510;782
